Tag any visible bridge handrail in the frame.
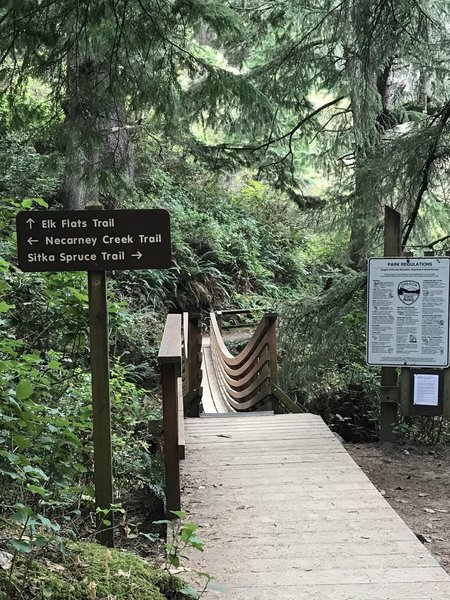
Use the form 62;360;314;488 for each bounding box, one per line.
210;310;306;413
210;311;278;367
210;311;277;411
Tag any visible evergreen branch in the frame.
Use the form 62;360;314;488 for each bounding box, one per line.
402;101;450;248
263;149;293;170
366;0;390;50
387;0;416;40
214;95;345;153
270;0;348;78
135;0;208;69
409;0;440;27
427;234;450;249
233;2;278;12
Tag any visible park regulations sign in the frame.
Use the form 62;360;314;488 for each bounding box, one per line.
367;257;450;368
16;209;171;272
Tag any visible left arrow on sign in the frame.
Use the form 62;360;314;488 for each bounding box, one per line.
26;218;35;229
28;238;38;245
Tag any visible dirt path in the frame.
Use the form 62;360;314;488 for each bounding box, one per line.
348;443;450;574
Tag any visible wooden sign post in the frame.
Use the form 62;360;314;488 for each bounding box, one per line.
88;267;114;546
380;206;401;441
16;207;172;547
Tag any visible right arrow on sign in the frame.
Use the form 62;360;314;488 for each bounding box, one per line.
131;251;142;259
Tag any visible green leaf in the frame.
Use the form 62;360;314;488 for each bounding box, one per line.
68;288;89;302
23;465;49;480
0;301;14;313
37;515;60;531
48;359;61;369
32;534;50;547
13;434;32;449
179;586;199;598
169;510;186;519
206;580;227;592
187;536;205;551
0;467;21;480
0;258;10;271
9;539;32;554
168;553;180;568
16;380;33;400
26;484;48;497
34;198;48;208
11;504;32;524
181;522;198;535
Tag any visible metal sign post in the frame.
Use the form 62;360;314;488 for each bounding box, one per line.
16;208;172;547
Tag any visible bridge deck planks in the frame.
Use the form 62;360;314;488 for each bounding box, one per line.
200;337;232;414
181;413;450;599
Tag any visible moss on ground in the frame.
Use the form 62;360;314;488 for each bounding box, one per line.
0;540;183;600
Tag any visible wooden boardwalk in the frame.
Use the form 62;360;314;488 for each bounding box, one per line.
181;413;450;599
200;337;232;414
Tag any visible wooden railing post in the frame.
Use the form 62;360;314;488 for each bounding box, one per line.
185;313;202;417
158;315;182;516
265;313;278;385
182;312;190;397
262;313;278;412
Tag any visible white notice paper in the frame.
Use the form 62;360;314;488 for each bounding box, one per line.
413;374;439;406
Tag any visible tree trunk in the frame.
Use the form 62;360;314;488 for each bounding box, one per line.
62;126;100;210
61;53;134;210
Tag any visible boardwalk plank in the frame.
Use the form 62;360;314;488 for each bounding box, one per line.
180;414;450;599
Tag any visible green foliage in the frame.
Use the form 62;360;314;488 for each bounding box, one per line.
135;147;310;309
0;83;63;199
0;536;184;600
0;134;61;199
279;267;379;441
393;416;450;446
154;511;222;599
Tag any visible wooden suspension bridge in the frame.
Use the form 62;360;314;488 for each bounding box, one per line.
157;310;450;599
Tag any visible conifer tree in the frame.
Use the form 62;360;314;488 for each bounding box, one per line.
199;0;450;264
0;0;243;208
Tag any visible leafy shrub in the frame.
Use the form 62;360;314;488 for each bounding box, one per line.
0;134;61;199
279;268;380;441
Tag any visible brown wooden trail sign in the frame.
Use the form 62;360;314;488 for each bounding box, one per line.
16;207;172;548
16;208;171;272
